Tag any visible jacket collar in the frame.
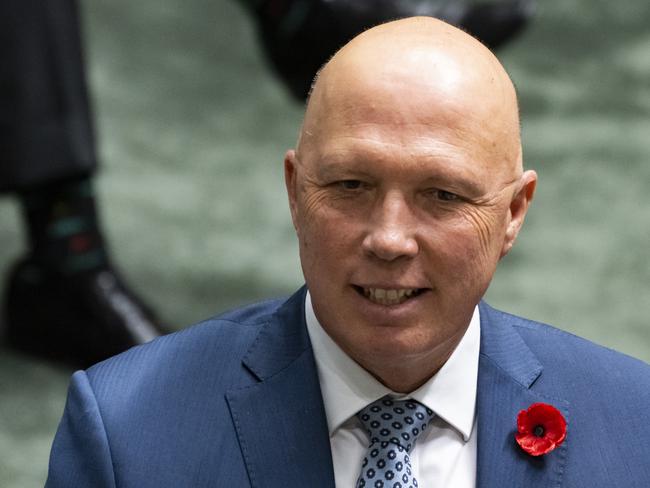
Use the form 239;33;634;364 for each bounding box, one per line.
226;287;335;488
476;301;569;488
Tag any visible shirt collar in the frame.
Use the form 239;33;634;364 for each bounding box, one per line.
305;291;480;442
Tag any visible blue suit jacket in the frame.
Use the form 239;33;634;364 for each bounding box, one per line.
46;287;650;487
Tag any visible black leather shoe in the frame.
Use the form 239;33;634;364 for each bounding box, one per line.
2;258;167;369
255;0;536;101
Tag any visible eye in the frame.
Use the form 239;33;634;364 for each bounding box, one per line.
424;188;459;202
338;180;362;190
436;190;459;201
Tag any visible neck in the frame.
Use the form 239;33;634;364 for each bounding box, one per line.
363;350;454;393
349;329;466;393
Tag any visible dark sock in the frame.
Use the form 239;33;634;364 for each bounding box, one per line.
19;177;109;274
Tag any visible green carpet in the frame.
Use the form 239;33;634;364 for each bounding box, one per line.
1;0;649;485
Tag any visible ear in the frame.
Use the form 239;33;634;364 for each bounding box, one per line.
284;149;300;232
500;170;537;258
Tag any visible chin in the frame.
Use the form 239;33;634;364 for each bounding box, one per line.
360;327;442;361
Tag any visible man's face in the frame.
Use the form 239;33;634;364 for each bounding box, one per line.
285;30;533;387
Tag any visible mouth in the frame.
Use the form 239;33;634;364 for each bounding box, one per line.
352;285;427;306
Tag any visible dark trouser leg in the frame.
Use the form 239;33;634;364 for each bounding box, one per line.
1;1;166;368
0;0;106;275
0;0;96;192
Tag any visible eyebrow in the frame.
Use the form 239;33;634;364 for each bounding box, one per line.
312;151;379;176
315;160;373;179
420;168;486;197
316;155;487;196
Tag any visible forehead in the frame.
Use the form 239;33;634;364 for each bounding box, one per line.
305;90;502;178
312;120;494;197
302;93;518;196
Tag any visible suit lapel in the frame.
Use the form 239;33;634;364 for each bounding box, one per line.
226;288;335;488
476;302;569;488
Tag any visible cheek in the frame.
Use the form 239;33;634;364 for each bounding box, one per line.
457;205;508;263
422;208;506;283
298;187;364;245
297;201;360;273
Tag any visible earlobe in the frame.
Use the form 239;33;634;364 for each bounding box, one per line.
500;170;537;258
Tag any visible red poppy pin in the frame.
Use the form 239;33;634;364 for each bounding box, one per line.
515;402;567;456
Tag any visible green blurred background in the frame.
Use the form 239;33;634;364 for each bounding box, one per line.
1;0;649;486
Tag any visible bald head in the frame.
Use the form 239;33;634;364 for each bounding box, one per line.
298;16;521;177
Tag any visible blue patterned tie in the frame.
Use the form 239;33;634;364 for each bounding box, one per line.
356;396;434;488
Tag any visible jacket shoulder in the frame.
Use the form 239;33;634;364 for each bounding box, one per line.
53;297;292;487
480;303;650;486
483;303;650;398
85;296;288;394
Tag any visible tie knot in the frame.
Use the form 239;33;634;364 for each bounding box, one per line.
357;396;434;453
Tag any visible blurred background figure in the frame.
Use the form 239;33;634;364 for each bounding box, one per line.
251;0;536;100
0;0;166;369
0;0;535;369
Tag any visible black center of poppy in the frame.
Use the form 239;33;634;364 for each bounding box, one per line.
533;425;545;437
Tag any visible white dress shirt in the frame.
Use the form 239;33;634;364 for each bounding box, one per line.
305;292;480;488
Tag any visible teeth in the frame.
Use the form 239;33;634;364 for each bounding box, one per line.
363;287;420;305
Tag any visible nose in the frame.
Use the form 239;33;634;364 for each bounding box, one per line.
361;192;419;262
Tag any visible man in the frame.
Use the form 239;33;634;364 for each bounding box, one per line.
46;17;650;487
